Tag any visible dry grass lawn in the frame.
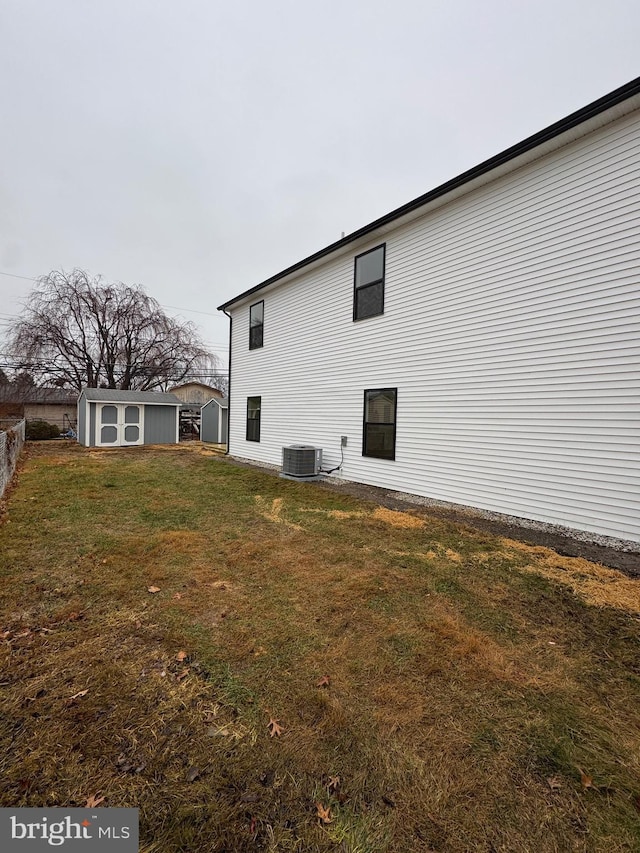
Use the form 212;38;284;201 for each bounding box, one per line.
1;442;639;852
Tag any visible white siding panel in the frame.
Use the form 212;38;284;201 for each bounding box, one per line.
228;108;640;543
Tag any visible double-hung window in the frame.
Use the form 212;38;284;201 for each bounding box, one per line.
363;388;397;460
249;301;264;349
354;244;385;321
246;396;261;442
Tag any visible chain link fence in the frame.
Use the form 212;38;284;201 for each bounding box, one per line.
0;419;26;500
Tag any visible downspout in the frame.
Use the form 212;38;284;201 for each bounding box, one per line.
222;308;232;455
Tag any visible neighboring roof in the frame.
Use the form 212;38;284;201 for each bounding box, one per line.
218;75;640;312
20;388;78;405
169;381;223;394
202;396;228;409
79;388;181;405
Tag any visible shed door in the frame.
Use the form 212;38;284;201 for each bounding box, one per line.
97;404;143;447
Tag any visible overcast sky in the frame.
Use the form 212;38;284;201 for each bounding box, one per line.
1;0;638;371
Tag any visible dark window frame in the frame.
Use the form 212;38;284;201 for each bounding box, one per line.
362;388;397;460
249;300;264;350
353;244;386;321
246;396;261;442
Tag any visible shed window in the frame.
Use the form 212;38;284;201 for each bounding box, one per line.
250;301;264;349
101;405;118;424
354;245;385;321
246;396;261;442
363;388;396;460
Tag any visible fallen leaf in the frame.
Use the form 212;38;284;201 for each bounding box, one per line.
66;611;84;622
85;793;105;808
147;586;161;594
175;650;188;662
176;668;190;681
249;816;257;834
316;675;331;688
267;717;283;737
186;767;200;783
315;802;332;824
328;775;340;792
172;593;182;600
69;689;88;701
578;767;594;789
547;776;562;790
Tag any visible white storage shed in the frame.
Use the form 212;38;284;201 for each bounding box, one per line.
77;388;181;448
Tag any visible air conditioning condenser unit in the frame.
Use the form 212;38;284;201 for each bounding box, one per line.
281;445;322;478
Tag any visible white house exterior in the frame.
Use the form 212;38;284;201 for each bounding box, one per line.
218;78;640;545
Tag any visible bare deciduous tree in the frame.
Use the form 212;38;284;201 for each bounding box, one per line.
9;269;222;392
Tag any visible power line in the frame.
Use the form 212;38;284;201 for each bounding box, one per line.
0;269;228;322
0;359;228;373
0;270;39;282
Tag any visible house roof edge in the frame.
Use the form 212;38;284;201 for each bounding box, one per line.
217;75;640;311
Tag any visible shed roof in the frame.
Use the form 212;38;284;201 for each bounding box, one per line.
218;76;640;312
80;388;181;405
201;396;228;410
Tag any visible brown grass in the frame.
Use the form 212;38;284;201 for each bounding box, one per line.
501;538;640;615
0;443;639;852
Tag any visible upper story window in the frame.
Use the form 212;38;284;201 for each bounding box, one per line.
249;301;264;349
354;244;385;321
363;388;396;460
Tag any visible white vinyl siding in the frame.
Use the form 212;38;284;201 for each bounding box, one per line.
227;107;640;543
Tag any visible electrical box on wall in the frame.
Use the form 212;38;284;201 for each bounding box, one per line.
341;436;348;447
